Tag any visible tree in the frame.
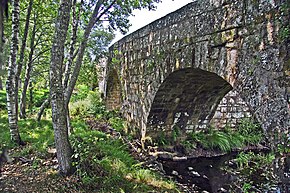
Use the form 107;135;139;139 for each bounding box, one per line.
18;0;33;119
50;0;73;175
19;9;35;119
50;0;161;176
6;0;24;145
0;0;9;90
65;0;161;105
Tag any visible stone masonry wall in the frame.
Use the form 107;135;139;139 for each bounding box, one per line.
210;90;252;129
106;0;289;144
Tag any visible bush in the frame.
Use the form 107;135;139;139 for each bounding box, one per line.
204;129;231;152
108;116;125;133
69;90;106;119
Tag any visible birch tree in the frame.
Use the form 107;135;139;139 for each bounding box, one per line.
65;0;161;105
6;0;24;145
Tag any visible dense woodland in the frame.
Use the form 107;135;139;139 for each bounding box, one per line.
0;0;289;192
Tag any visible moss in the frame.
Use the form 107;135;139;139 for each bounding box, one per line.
221;28;236;42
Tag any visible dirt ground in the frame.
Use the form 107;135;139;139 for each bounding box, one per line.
0;155;81;193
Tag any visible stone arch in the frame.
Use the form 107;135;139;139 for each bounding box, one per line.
147;68;234;133
105;69;122;110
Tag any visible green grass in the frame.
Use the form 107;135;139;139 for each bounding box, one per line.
0;110;55;156
71;126;177;192
1;111;178;192
187;119;264;152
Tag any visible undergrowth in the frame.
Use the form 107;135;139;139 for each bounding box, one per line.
225;151;276;192
71;126;177;192
0;106;177;192
185;119;264;152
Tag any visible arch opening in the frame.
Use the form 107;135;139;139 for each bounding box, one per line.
147;68;233;134
105;69;122;110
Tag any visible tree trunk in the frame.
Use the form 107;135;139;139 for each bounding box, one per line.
0;2;4;90
50;0;73;176
63;0;80;89
65;0;104;105
16;0;33;82
20;13;36;119
63;0;81;134
28;81;33;110
37;97;50;122
6;0;23;145
0;0;8;90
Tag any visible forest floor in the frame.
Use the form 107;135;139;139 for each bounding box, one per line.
0;117;179;193
0;148;82;193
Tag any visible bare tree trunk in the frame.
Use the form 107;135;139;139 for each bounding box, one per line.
6;0;23;145
50;0;73;176
28;81;33;109
63;0;80;89
20;13;36;119
16;0;33;83
37;97;50;122
63;0;81;134
0;0;8;90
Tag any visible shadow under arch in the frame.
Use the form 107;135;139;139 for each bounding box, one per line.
105;69;122;110
147;68;233;133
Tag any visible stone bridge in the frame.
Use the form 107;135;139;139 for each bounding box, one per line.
102;0;289;143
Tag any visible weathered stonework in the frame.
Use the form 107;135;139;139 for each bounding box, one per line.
104;0;289;144
210;90;252;128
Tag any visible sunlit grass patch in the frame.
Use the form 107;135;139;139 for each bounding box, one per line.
0;110;54;155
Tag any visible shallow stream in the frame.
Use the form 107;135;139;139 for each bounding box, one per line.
159;153;290;192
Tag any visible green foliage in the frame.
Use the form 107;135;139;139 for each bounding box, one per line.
71;84;91;102
70;88;106;119
235;152;275;169
71;125;176;192
229;151;276;192
186;119;264;152
203;128;232;152
172;126;181;142
31;89;49;107
278;2;290;42
156;131;168;145
242;182;252;193
0;110;54;156
276;132;290;155
237;118;263;145
108;116;125;133
0;90;6;109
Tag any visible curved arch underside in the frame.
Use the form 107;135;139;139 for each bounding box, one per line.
147;68;233;132
105;69;122;110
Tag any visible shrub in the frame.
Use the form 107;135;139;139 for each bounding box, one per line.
69;90;106;119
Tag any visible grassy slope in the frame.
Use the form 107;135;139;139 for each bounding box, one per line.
0;110;178;192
